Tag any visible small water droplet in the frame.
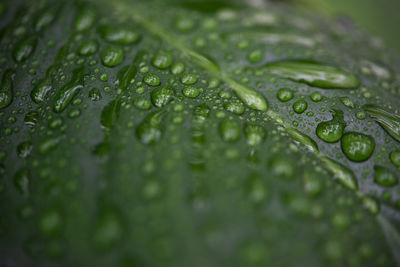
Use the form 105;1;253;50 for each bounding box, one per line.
182;86;200;98
78;40;98;56
180;73;198;85
293;100;307;114
277;88;294;102
224;102;244;115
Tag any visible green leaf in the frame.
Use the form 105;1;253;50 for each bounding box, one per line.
0;0;399;266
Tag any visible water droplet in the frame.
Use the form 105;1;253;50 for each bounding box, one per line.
98;25;141;45
302;170;323;196
24;111;39;126
101;100;121;129
39;209;62;237
116;65;137;92
171;62;185;75
151;87;174;108
226;32;315;47
264;60;360;89
362;195;380;214
360;60;392;80
152;51;173;69
31;65;57;103
68;108;81;118
74;5;96;32
39;136;63;154
143;73;161;86
174;17;195;32
34;6;58;31
248;49;263;63
89;88;102;101
53;67;84;113
93;210;122;250
101;46;124;67
182;86;200;98
321;157;358;190
311;92;322;102
341;132;375;162
340;97;354;108
134;97;151;110
356;111;366;120
244;124;266;146
286;127;319;152
13;35;37;62
136;112;163;145
316;110;346;143
293;100;307;114
277;88;293;102
14;168;30;195
269;157;294;178
224;102;244;115
220;120;240;142
17;141;32;158
332;213;350;230
374;165;398;187
226;78;267;111
0;69;15;109
390;150;400;168
49;117;63;129
78;40;98;56
364;104;400;143
180;73;198;85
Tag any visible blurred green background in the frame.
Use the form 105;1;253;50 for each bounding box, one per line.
296;0;400;53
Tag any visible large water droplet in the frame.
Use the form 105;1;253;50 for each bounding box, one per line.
390;150;400;168
152;51;173;69
74;5;96;32
220;120;240;142
116;65;137;93
293;100;307;114
0;69;15;109
244;124;266;146
99;25;141;45
13;35;37;62
321;157;358;191
316;110;346;143
101;46;124;67
31;65;57;103
374;165;398;187
364;104;400;143
151;87;174;108
341;132;375;162
264;60;360;89
286;127;319;152
136;112;163;145
34;6;59;31
53;67;84;113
